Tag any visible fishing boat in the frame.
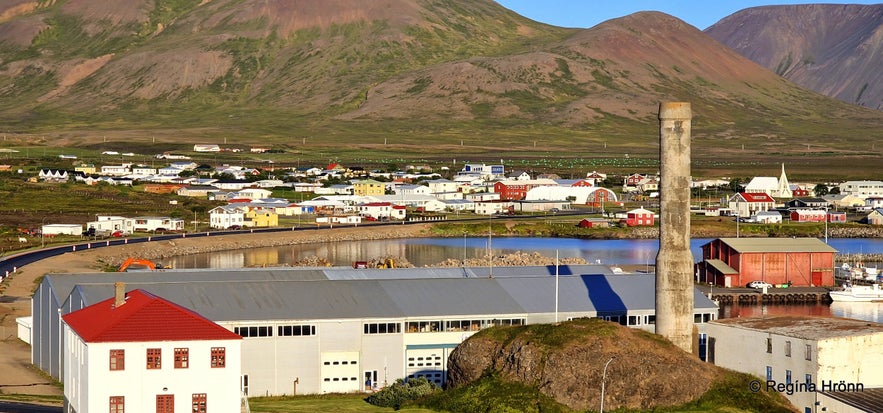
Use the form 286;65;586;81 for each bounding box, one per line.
829;283;883;302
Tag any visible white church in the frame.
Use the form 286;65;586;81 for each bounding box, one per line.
744;163;792;198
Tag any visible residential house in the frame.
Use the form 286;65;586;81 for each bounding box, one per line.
426;179;458;194
790;185;810;197
235;188;273;201
252;179;284;189
505;171;531;181
442;199;475;212
865;197;883;210
708;316;883;413
358;202;406;220
728;192;776;218
131;166;158;176
623;207;655;226
353;179;385;196
144;184;185;194
868;209;883;226
100;165;132;176
697;238;836;287
822;193;866;209
784;198;828;209
213;180;254;191
753;210;783;224
622;173;647;192
209;205;248;229
465;192;500;202
394;184;431;196
169;161;198;171
474;201;513;215
536;173;561;180
85;216;134;235
244;208;278;228
158;166;185;176
827;211;847;223
177;185;220;198
636;176;659;193
584;171;607;186
74;164;97;175
132;217;185;232
62;286;241;413
38;169;70;182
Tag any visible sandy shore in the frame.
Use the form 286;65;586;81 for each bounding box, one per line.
0;224;434;398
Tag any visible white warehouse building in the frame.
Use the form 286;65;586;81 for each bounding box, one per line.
32;265;718;396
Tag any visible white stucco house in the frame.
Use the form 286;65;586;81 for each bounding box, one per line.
209;205;248;229
62;285;242;413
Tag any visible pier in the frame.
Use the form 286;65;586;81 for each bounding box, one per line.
696;286;834;305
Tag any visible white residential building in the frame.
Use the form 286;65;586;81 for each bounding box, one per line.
209;205;248;229
708;316;883;413
100;165;132;176
132;216;186;232
85;216;134;235
838;181;883;198
426;179;458;194
62;286;242;413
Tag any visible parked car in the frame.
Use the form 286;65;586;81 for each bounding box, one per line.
227;225;242;230
746;280;773;289
111;230;127;237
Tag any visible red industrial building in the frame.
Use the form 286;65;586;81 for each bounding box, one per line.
697;238;836;287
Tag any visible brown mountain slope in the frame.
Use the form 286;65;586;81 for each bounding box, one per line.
344;11;843;124
705;4;883;110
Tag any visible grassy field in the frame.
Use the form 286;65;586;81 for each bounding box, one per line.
248;393;439;413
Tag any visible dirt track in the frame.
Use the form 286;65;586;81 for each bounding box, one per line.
0;224;433;398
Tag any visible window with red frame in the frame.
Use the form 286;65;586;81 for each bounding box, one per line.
174;348;189;369
109;349;125;371
156;394;173;413
210;347;225;368
146;348;161;369
109;396;124;413
192;393;207;413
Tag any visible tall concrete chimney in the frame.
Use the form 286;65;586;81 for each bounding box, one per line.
655;102;694;353
114;282;126;308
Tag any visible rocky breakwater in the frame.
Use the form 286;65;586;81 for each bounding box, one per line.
447;318;719;411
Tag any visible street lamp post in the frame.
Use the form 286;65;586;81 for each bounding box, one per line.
600;356;615;413
41;216;47;248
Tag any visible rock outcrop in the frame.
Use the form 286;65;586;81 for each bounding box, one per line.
447;318;718;411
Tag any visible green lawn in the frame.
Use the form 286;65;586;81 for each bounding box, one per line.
248;393;440;413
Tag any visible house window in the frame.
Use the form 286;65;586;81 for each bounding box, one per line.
211;347;226;368
156;395;174;413
785;340;791;357
766;338;772;353
174;348;189;369
786;370;792;384
109;396;124;413
192;393;207;413
766;366;772;381
805;344;812;361
805;374;812;385
146;348;161;369
109;349;125;371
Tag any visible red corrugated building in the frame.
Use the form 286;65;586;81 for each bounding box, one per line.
698;238;837;287
624;207;655;226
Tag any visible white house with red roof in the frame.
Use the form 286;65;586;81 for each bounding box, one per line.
357;202;406;220
728;192;776;218
62;284;242;413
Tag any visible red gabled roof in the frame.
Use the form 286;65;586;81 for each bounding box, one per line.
739;192;775;203
62;289;241;343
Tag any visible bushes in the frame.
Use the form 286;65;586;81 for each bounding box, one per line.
364;377;439;409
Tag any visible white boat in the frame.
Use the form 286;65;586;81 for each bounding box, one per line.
829;284;883;302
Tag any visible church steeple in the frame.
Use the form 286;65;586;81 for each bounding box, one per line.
777;163;792;198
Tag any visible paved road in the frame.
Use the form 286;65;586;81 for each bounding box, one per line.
0;401;62;413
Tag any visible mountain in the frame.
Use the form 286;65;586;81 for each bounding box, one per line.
705;4;883;110
0;0;881;166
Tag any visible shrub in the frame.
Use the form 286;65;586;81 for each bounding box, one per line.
364;377;439;409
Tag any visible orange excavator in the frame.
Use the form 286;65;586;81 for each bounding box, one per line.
118;257;163;272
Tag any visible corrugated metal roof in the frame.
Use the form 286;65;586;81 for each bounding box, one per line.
705;259;739;275
61;270;717;323
822;387;883;411
712;238;838;253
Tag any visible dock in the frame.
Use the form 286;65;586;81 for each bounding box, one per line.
696;286;835;305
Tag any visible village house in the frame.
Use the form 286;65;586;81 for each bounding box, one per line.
177;185;221;198
130;165;158;176
578;218;610;228
708;316;883;413
209;205;248;229
358;202;406;220
193;144;221;152
394;184;431;196
425;179;458;194
244;208;279;228
132;216;186;232
85;216;134;235
784;197;828;209
753;210;783;224
821;193;866;209
728;192;776;218
474;200;513;215
100;164;132;176
505;171;531;181
62;286;242;413
790;209;826;223
74;163;97;174
697;238;836;287
457;163;504;180
623;207;655;226
353;179;385;196
867;209;883;226
38;169;72;182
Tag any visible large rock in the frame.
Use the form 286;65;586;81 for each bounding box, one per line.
447;318;718;411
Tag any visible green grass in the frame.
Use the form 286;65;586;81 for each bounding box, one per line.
248;393;439;413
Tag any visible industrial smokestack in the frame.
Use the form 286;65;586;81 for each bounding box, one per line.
655;102;694;353
114;281;126;308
